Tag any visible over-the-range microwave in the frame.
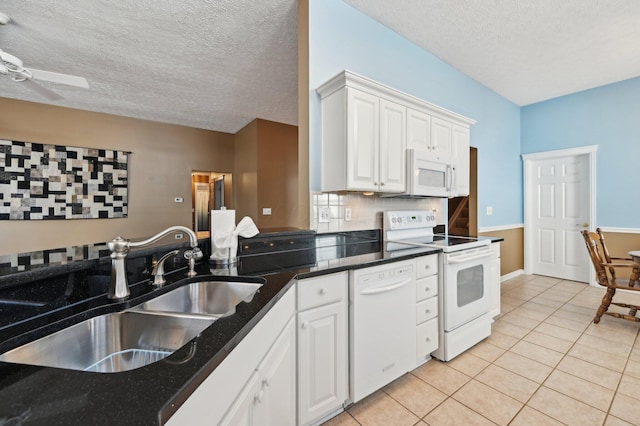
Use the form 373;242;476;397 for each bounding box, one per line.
383;149;453;198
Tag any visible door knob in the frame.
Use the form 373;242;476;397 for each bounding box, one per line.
576;223;589;228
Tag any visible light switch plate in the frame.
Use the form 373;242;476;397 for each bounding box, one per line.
345;207;352;221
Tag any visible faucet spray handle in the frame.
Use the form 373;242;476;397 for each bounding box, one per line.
184;247;203;277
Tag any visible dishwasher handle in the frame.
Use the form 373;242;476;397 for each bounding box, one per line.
360;277;412;295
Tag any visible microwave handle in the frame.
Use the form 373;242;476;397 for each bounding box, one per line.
446;164;453;191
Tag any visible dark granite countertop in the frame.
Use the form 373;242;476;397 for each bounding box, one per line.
0;230;442;425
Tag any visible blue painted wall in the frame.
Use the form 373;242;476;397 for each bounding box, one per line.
521;77;640;228
309;0;522;228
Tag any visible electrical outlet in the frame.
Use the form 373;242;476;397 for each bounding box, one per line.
175;233;184;240
486;206;493;216
262;207;272;215
174;197;184;203
319;206;331;223
345;207;352;221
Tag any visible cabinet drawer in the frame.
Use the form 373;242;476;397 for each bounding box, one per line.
298;272;348;311
416;275;438;302
416;255;438;278
416;318;439;358
416;297;438;324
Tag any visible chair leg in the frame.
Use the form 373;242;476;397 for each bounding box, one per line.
594;287;616;324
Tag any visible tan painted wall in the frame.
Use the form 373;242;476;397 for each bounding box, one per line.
298;0;310;229
233;119;299;230
233;120;258;222
0;98;234;255
479;227;524;276
257;120;299;229
598;231;640;259
595;231;640;280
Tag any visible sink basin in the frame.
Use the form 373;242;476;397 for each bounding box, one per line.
132;280;263;318
0;311;215;373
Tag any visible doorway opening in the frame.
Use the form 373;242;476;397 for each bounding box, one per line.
448;147;478;236
191;171;233;232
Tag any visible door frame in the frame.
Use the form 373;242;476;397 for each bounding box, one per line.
522;145;597;286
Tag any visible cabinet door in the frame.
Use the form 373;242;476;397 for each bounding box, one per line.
379;99;406;192
429;117;452;163
298;301;348;426
407;109;430;152
451;124;470;196
219;371;263;426
416;317;439;361
347;88;379;191
260;317;296;426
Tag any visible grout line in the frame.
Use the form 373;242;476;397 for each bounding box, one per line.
330;277;640;426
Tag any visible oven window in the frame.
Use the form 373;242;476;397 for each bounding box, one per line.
457;264;484;307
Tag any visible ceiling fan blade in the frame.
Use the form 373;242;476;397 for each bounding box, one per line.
29;68;89;89
22;78;63;101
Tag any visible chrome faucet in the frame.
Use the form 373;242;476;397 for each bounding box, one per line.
107;226;204;300
151;249;180;287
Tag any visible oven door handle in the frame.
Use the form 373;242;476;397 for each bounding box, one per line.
448;251;493;264
360;278;412;295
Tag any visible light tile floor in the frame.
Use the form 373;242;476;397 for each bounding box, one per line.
323;274;640;426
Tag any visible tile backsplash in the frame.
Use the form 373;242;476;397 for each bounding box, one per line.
310;192;445;233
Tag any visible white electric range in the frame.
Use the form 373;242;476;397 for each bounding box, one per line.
384;210;494;361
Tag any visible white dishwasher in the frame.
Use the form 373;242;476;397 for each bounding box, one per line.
349;260;416;403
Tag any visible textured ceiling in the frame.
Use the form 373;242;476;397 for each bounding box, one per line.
0;0;298;133
344;0;640;105
2;1;639;134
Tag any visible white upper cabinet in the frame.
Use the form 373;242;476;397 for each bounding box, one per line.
379;99;406;192
346;88;380;191
406;109;430;151
429;117;453;164
321;86;405;193
318;71;475;196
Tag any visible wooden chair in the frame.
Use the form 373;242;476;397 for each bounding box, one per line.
582;228;640;324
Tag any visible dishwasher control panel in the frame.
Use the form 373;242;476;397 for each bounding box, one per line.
356;262;414;285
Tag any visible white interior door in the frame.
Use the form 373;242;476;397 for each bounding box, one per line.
524;147;596;283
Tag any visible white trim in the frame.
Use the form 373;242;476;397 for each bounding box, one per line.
478;224;524;233
597;227;640;234
501;269;524;282
522;145;597;286
317;70;476;126
521;145;598;160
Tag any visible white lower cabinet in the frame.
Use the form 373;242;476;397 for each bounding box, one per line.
415;254;439;365
219;371;262;426
166;286;296;426
221;317;296;425
297;272;348;426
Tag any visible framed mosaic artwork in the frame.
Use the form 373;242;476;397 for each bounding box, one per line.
0;140;129;220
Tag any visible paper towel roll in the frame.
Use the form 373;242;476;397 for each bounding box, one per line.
210;209;236;261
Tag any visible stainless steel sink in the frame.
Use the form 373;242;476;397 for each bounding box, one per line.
132;280;263;318
0;311;215;373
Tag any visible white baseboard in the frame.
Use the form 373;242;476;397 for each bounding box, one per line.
501;269;524;282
